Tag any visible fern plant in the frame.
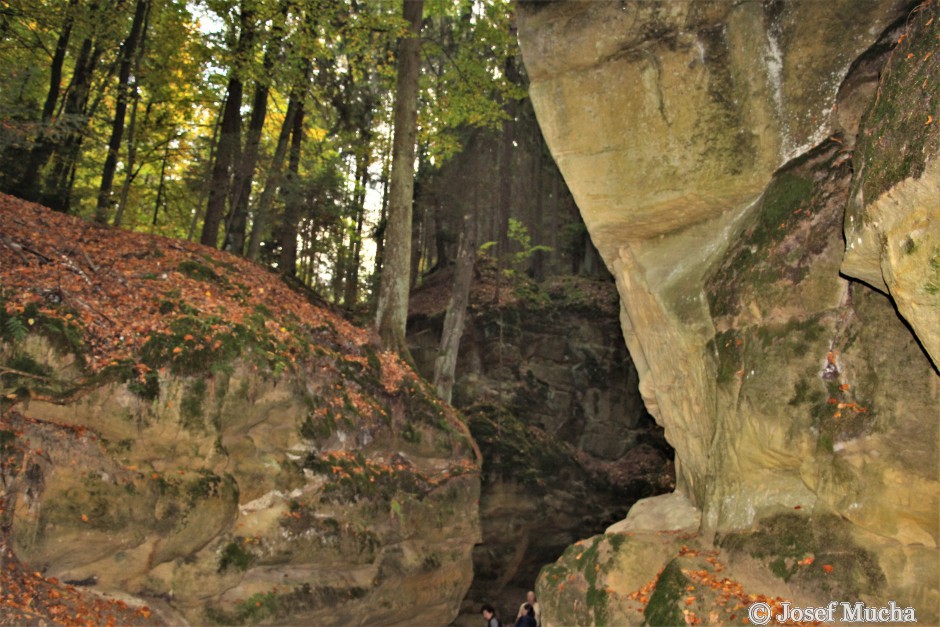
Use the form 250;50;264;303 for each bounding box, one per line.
2;315;27;343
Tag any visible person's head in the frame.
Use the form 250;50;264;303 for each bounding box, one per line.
482;604;496;620
526;591;536;604
524;603;534;616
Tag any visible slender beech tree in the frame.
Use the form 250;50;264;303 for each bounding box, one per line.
247;97;297;261
95;0;150;223
43;31;106;213
224;3;290;253
374;0;423;355
277;85;307;276
343;144;369;306
433;210;475;403
201;1;255;247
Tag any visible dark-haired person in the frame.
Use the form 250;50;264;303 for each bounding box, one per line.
515;603;536;627
482;604;502;627
516;591;541;627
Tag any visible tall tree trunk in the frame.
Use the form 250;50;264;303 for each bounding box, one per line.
201;77;243;246
370;126;394;308
151;142;169;228
332;225;348;303
374;0;423;355
344;148;369;306
14;0;79;200
96;0;150;223
223;75;267;254
277;96;306;276
201;2;254;247
43;35;103;213
225;6;286;254
247;97;297;260
43;0;79;122
187;101;220;240
433;211;476;403
112;88;144;227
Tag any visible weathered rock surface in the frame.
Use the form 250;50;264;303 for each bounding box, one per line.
605;492;699;535
518;0;939;624
409;273;673;616
842;19;940;367
6;357;479;626
0;198;481;626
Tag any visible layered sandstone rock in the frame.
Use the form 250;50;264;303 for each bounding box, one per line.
518;0;939;623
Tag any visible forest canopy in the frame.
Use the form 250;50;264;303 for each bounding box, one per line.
0;0;523;307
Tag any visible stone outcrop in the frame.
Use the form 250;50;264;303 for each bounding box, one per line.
842;18;940;366
5;354;479;626
518;0;939;623
0;198;481;626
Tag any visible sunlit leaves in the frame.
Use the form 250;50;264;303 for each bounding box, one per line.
418;0;522;163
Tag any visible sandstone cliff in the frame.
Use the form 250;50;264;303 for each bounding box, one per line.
0;196;481;625
518;0;939;623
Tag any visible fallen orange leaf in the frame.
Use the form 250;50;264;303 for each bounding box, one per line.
822;564;834;574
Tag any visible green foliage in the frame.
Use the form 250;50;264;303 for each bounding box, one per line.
0;296;83;357
508;217;553;265
233;591;279;623
177;259;225;285
0;0;530;307
419;0;524;163
467;403;581;488
2;316;28;343
218;541;255;574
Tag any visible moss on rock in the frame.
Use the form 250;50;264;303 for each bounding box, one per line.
643;559;690;627
719;512;886;598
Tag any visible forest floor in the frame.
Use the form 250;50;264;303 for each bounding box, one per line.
0;193;371;375
0;544;158;626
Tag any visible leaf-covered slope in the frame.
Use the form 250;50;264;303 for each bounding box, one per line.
0;193;368;373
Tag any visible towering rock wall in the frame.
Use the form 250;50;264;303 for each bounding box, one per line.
517;0;939;623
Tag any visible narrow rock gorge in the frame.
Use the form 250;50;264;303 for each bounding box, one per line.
405;103;674;618
517;0;938;624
